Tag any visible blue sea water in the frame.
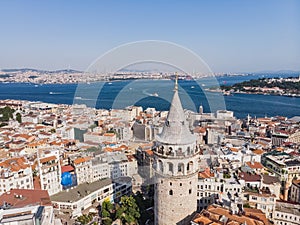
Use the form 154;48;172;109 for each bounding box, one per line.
0;74;299;119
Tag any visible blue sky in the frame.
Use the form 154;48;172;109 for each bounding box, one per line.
0;0;299;72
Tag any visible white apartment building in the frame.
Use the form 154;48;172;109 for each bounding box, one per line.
106;152;138;180
0;205;55;225
0;157;33;195
91;156;109;181
72;156;93;185
197;169;243;210
273;201;300;225
39;155;62;196
51;177;132;218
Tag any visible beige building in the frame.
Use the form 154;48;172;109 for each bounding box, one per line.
290;179;300;203
243;190;276;220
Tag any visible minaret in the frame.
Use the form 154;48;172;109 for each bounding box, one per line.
199;104;203;114
153;74;199;225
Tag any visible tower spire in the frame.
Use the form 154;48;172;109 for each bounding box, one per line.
156;72;196;145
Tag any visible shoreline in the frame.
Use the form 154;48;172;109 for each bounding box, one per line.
207;88;300;98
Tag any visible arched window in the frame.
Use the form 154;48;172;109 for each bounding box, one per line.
168;162;174;174
187;161;194;172
168;147;173;155
178;163;184;173
169;190;173;195
187;147;191;155
158;160;163;173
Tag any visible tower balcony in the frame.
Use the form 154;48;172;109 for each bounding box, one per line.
152;142;199;159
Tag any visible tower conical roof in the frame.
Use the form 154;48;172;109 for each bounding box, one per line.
156;78;196;145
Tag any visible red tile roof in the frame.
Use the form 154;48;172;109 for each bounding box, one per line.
199;168;214;179
239;172;261;182
246;161;264;169
40;155;56;164
0;189;51;208
61;165;74;173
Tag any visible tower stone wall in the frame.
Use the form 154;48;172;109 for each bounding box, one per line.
154;155;198;225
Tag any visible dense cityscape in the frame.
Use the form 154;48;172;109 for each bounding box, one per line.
0;76;299;224
0;68;241;84
1;1;300;225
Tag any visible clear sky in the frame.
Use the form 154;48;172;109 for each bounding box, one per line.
0;0;299;72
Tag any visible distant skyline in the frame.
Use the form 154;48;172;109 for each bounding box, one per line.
0;0;299;73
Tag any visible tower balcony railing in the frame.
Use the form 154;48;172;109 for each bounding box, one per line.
152;147;199;159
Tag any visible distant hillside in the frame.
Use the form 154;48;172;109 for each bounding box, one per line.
1;68;82;73
221;77;300;96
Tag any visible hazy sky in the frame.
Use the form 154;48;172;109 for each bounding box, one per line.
0;0;299;72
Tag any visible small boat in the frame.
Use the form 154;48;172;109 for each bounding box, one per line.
223;91;232;96
151;92;159;97
191;86;195;89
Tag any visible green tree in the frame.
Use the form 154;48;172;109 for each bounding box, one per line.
0;106;15;122
50;128;56;133
116;196;140;224
16;112;22;123
102;218;113;225
101;199;114;224
76;214;93;225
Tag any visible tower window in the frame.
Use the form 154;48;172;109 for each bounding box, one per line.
180;183;182;186
189;189;192;194
168;162;174;173
170;182;172;186
178;163;184;173
169;190;173;195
